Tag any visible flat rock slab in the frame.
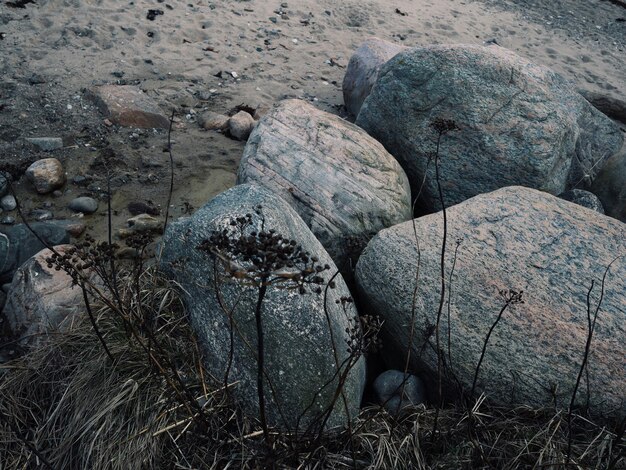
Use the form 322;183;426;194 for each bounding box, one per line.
86;85;169;129
356;186;626;418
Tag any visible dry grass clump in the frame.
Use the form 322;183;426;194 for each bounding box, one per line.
0;267;623;469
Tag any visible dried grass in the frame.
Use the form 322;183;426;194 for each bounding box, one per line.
0;267;623;469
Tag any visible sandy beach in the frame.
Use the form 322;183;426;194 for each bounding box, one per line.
0;0;624;238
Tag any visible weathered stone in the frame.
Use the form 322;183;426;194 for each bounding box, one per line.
356;45;624;212
558;189;604;214
68;196;99;214
198;111;229;131
373;370;426;414
25;158;66;194
228;110;255;141
4;246;83;344
238;99;411;275
30;209;53;221
355;186;626;418
343;37;407;117
160;184;366;430
117;213;162;238
86;85;170;129
50;219;87;238
0;222;70;284
25;137;64;151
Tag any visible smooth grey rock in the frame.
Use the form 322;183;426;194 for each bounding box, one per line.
160;184;366;431
356;44;623;212
229;111;255;141
373;370;426;414
343;37;408;117
355;186;626;418
26;137;64;151
0;216;15;225
0;195;16;212
68;196;98;214
0;222;70;284
558;189;605;214
25;158;66;194
238;99;411;276
4;246;83;345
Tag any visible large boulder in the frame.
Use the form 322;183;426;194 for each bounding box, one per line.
356;44;624;212
160;184;366;431
4;245;83;344
237;99;411;276
0;222;70;284
355;186;626;417
343;38;408;117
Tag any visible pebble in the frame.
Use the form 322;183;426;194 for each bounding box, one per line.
68;196;99;214
25;158;66;194
117;213;163;238
0;195;16;211
228;110;255;141
373;370;426;415
198;111;229;131
0;216;15;225
26;137;64;151
30;209;54;221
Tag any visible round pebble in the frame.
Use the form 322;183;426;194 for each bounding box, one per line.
0;195;16;212
69;196;99;214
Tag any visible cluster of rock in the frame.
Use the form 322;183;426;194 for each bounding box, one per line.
3;39;625;428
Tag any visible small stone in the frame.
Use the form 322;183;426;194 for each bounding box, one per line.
68;196;98;214
49;220;87;237
52;190;63;198
117;213;163;238
26;137;64;151
198;111;229;131
25;158;66;194
373;370;426;415
28;73;46;85
30;209;54;221
85;85;170;129
228;111;255;141
0;216;15;225
0;195;16;211
128;201;160;216
72;175;90;186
